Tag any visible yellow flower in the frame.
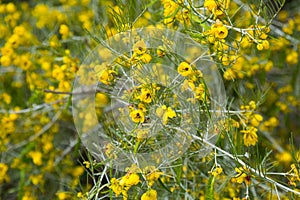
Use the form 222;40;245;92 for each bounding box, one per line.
286;50;298;65
157;46;166;57
130;109;145;123
110;178;123;197
0;55;11;67
120;173;140;187
231;166;251;185
287;164;300;186
28;151;43;166
59;24;69;39
0;163;10;184
194;84;207;101
95;92;109;107
133;40;147;55
256;43;264;51
30;174;43;185
141;189;157;200
276;151;292;164
250;114;263;127
156;105;176;125
181;79;195;91
139;53;152;63
213;24;228;39
139;88;153;103
178;62;193;76
98;69;115;85
56;191;70;200
72;166;84;177
210;166;223;177
204;0;229;17
83;161;91;168
241;126;258;146
144;166;163;186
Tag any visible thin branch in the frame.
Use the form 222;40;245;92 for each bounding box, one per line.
7;109;62;151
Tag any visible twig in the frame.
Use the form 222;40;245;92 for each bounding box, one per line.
7;109;62;151
192;134;300;196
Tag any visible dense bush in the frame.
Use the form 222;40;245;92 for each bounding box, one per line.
0;0;299;199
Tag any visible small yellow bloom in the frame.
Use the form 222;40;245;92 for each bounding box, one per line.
241;126;258;146
215;25;228;39
139;88;153;103
72;166;84;177
120;173;140;187
99;69;115;85
210;166;223;177
28;151;43;166
133;40;147;55
141;189;157;200
194;83;207;101
256;43;264;51
83;161;91;168
157;46;166;57
95;92;109;107
231;166;251;185
178;62;193;76
286;50;298;65
144;166;163;186
56;191;70;200
0;163;10;184
130;109;145;123
30;174;43;185
139;53;152;63
250;114;263;127
59;24;69;39
156;105;176;125
110;178;123;197
276;151;292;163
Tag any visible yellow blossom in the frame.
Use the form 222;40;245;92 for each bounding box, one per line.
120;173;140;187
276;151;292;164
156;105;176;125
110;178;123;197
287;164;300;186
28;151;43;166
139;88;153;103
286;50;298;65
157;46;166;57
210;166;223;177
231;166;251;185
30;174;43;185
71;166;84;177
130;109;145;123
139;53;152;63
133;40;147;55
250;114;263;127
56;191;70;200
214;25;228;39
99;69;115;85
59;24;69;39
0;163;10;184
204;0;229;17
194;83;208;101
241;126;258;146
178;62;193;76
181;79;195;91
141;189;157;200
144;166;163;186
83;161;90;168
